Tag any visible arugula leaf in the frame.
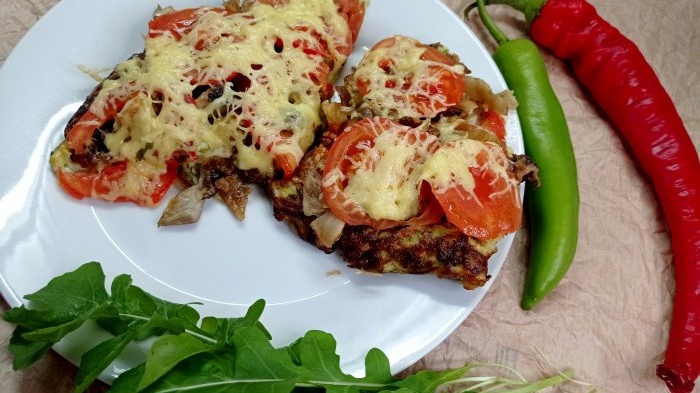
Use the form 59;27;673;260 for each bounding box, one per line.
4;261;109;330
232;326;301;382
363;348;395;384
108;274;201;339
22;261;109;315
74;330;139;393
3;262;114;370
7;326;53;370
292;330;393;392
134;352;299;393
200;299;270;345
21;303;117;342
137;333;215;391
2;262;584;393
110;363;145;393
3;306;75;330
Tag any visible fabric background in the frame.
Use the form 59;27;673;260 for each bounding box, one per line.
0;0;698;392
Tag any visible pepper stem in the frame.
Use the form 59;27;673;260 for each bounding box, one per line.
482;0;547;26
472;0;510;45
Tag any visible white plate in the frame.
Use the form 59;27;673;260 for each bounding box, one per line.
0;0;523;383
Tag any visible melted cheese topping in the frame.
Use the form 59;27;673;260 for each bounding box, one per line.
326;134;518;222
57;0;352;203
323;120;438;221
343;132;425;220
347;35;465;119
421;139;519;207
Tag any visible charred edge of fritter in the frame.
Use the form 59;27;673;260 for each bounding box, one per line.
335;224;495;290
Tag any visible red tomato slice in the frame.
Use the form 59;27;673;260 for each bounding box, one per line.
66;90;140;154
481;110;507;141
57;161;128;201
57;159;178;206
148;7;229;40
258;0;364;36
257;0;365;59
148;8;202;40
322;117;443;229
413;42;465;117
332;0;365;53
66;111;106;154
424;140;522;240
149;159;180;204
273;152;298;180
357;37;465;118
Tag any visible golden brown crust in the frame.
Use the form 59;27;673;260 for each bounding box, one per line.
336;224;495;289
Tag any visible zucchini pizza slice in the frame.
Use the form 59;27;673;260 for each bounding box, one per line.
268;35;539;289
49;0;366;224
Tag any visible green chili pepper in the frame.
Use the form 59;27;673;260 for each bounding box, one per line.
467;0;580;310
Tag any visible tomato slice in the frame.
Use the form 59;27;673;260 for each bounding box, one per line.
273;152;298;180
148;7;229;40
412;42;465;117
57;161;128;201
481;110;507;141
149;8;201;40
149;159;180;204
322;117;443;229
57;159;178;206
256;0;356;60
355;36;465;118
423;139;522;240
66;90;141;154
331;0;365;53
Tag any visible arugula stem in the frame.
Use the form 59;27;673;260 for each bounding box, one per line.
119;313;150;322
437;368;576;393
181;329;218;344
119;313;218;344
462;377;499;390
480;381;513;392
505;369;576;393
467;362;529;382
152;378;391;393
156;379;287;392
307;380;388;389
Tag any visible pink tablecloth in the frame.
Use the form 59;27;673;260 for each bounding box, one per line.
0;0;698;392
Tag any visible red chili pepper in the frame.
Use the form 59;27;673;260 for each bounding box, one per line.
486;0;700;391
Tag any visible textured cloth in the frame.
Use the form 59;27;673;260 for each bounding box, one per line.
0;0;698;392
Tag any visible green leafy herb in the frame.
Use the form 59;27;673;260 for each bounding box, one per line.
2;262;593;393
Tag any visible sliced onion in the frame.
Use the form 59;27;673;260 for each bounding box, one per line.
310;211;346;248
152;5;175;19
157;185;206;227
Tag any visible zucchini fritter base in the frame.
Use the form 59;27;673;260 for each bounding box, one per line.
267;145;498;289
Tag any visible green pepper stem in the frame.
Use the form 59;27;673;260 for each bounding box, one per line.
474;0;510;45
483;0;547;26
